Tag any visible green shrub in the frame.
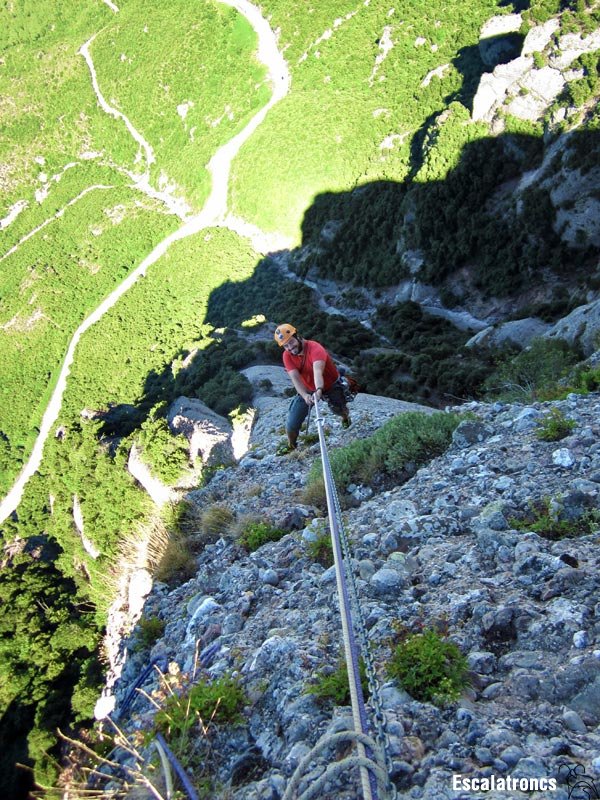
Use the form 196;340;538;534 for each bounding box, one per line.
510;497;599;540
137;408;190;484
572;366;600;394
137;616;165;649
306;528;334;567
154;674;247;736
238;520;287;551
532;50;546;69
306;658;368;707
307;411;460;491
484;338;580;402
387;629;469;705
535;407;576;441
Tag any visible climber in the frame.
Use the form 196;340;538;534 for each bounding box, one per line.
274;323;351;451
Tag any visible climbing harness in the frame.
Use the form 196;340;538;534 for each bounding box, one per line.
284;396;397;800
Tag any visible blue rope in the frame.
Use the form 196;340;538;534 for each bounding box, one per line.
155;732;200;800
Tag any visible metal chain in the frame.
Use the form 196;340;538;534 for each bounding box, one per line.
326;429;398;800
310;397;397;800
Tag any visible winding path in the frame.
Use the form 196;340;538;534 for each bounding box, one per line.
0;0;290;524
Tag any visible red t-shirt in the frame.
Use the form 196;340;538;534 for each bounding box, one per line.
283;339;339;392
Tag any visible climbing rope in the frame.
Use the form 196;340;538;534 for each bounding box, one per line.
155;732;200;800
284;396;397;800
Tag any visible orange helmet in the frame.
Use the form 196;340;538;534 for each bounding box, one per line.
274;323;297;346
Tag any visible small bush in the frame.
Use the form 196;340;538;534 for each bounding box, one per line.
200;504;236;537
532;50;546;68
306;411;460;491
387;629;469;705
306;658;368;706
154;532;196;584
238;520;287;551
154;674;247;736
573;366;600;394
510;496;599;540
535;407;576;441
137;616;165;649
301;477;327;511
306;528;334;567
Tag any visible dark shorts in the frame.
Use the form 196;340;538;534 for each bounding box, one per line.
286;381;347;435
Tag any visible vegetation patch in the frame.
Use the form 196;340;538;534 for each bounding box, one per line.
510;496;600;540
307;410;461;492
238;520;287;552
387;628;470;705
535;407;576;441
354;301;496;403
484;338;581;402
136;616;166;650
306;527;334;568
154;673;247;736
306;657;369;707
137;406;191;484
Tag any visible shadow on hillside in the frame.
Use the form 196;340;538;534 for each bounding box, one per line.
0;700;36;800
100;124;600;436
409;33;523;176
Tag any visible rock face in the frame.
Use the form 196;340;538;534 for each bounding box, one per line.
473;17;600;123
127;444;177;506
167;395;235;467
466;317;551;350
545;298;600;356
478;13;523;67
107;382;600;799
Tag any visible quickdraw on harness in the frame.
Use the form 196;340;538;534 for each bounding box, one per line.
284;395;397;800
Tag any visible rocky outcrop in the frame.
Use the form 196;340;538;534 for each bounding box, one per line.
466;317;551;350
167;395;235;467
106;379;600;799
127;443;178;506
545;298;600;356
473;17;600;123
72;494;101;559
478;13;523;68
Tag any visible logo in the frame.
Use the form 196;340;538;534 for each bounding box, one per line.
559;762;600;800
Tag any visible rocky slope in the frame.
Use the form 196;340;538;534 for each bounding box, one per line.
99;370;600;800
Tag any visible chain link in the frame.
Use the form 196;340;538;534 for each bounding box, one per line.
328;472;399;800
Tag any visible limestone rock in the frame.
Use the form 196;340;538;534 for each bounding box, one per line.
545;299;600;356
479;13;523;67
466;317;550;350
167;395;234;466
472;56;533;122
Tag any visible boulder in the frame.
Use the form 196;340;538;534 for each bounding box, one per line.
466;317;550;350
544;299;600;356
240;365;290;398
167;396;234;466
522;18;560;56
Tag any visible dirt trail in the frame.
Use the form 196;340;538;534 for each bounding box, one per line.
0;0;290;523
